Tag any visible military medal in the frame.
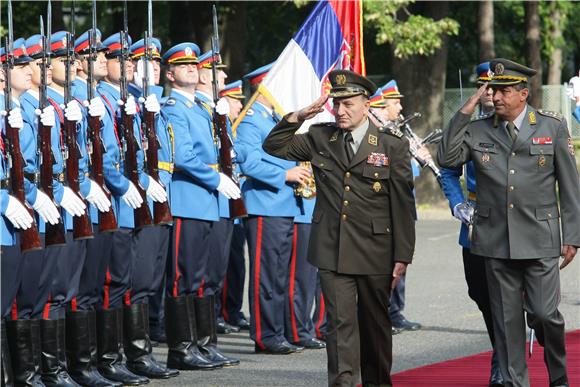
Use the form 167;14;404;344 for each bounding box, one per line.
481;152;490;163
538;154;546;167
372;182;381;192
367;152;389;167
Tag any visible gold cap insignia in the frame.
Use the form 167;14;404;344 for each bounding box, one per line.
335;74;347;86
495;63;504;75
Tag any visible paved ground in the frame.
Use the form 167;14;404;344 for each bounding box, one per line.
148;215;580;386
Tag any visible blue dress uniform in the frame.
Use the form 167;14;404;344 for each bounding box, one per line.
438;60;501;386
236;64;301;353
284;195;325;349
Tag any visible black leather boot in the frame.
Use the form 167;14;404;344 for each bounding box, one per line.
123;304;178;379
165;295;221;371
96;308;149;386
39;319;79;387
6;319;44;386
2;320;14;387
66;310;122;387
194;296;240;367
489;349;504;386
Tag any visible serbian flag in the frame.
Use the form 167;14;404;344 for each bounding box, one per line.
258;0;365;123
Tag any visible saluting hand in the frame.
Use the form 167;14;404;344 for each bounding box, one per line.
560;245;577;270
287;94;329;123
460;82;489;116
391;262;408;290
285;165;311;185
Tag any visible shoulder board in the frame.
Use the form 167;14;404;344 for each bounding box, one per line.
377;125;404;139
471;112;494;122
537;109;563;122
164;97;176;106
246;108;254;116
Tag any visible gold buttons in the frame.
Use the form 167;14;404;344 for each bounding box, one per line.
509;186;514;191
386;227;391;233
345;185;350;192
343;200;349;206
508;203;514;209
374;172;379;178
320;163;324;167
342;214;347;221
548;213;552;218
511;152;516;157
509;169;515;175
345;172;351;178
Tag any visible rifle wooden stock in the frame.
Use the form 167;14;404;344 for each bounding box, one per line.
121;112;152;229
64;119;94;240
214;113;247;219
143;111;171;225
87;115;118;232
5;118;42;252
39;122;66;246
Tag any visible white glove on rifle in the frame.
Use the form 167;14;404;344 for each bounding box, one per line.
453;201;474;226
118;95;137;116
85;179;111;212
217;173;241;200
216;97;230;116
146;176;167;203
65;100;83;123
569;76;580;99
88;97;106;119
39;106;56;127
133;59;155;90
5;196;34;229
143;94;160;114
7;108;24;129
59;186;87;217
32;190;61;225
121;181;143;209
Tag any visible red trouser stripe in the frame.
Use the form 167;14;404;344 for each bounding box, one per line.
315;291;326;339
253;216;264;349
103;267;111;309
11;299;17;320
124;290;131;306
221;276;230;322
42;294;51;320
71;297;78;312
197;278;205;297
172;218;182;297
289;224;299;343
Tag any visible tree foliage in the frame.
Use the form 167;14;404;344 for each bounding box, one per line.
364;0;459;59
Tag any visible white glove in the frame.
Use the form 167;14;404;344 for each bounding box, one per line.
85;179;111;212
453;202;474;226
5;196;34;229
570;76;580;98
146;176;167;203
121;181;144;209
143;94;160;114
39;105;56;127
65;100;83;123
216;97;230;116
217;173;241;200
7;108;24;129
88;97;106;119
59;186;87;217
133;59;155;90
32;189;61;225
118;96;137;116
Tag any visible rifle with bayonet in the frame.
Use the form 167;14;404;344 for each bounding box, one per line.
86;0;117;232
64;1;93;240
39;6;66;246
2;0;42;252
211;4;247;219
142;0;171;225
119;0;153;229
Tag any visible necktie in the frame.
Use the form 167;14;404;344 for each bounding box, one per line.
344;132;354;162
506;121;517;141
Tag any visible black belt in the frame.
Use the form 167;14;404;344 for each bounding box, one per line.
1;178;9;189
24;172;40;184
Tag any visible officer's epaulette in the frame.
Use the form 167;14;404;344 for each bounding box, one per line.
537;109;563;122
377;125;404;139
471;112;494;122
246;108;254;116
164;97;176;106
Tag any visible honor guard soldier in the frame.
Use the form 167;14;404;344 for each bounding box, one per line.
236;62;306;355
262;70;416;386
94;32;164;386
439;62;503;386
161;42;239;371
219;80;250;331
438;58;580;387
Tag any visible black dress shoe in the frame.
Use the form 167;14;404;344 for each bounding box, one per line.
392;326;403;335
549;376;569;387
254;341;299;355
488;352;504;386
216;321;240;334
127;356;179;379
392;317;421;331
232;317;250;331
294;338;326;350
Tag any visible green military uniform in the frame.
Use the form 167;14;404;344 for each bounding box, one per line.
263;70;416;387
438;59;580;387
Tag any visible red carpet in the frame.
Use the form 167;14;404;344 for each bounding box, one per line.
392;330;580;386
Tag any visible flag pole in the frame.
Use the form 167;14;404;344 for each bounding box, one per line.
232;88;261;134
